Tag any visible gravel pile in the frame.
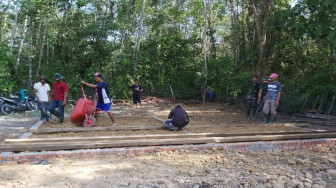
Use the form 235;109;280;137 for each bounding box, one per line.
1;147;335;187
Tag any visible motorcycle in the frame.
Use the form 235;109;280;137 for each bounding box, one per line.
0;91;38;115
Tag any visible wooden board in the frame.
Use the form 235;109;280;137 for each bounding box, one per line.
5;130;331;144
27;123;312;134
1;132;336;152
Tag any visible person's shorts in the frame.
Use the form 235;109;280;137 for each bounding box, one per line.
96;103;111;112
133;95;141;104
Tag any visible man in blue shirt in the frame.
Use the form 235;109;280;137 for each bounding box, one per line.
262;73;282;123
81;73;116;126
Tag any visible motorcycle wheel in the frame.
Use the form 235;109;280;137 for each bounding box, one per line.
1;103;15;115
28;101;38;111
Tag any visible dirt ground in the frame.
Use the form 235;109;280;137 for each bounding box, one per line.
39;116;163;129
32;103;306;138
1;147;335;188
0;115;38;142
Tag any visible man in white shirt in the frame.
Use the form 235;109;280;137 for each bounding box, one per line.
34;75;51;121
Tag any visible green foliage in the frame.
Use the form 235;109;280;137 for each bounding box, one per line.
0;44;15;95
0;0;335;115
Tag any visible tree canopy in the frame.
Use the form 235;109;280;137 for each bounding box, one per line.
0;0;335;112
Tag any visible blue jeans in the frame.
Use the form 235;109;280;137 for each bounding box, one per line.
38;102;50;120
164;119;180;131
48;100;64;117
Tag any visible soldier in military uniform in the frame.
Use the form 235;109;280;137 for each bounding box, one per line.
245;75;261;118
253;76;271;121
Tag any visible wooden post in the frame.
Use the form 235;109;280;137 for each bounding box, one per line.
328;97;335;115
313;95;319;110
299;98;308;114
169;85;175;101
317;97;324;114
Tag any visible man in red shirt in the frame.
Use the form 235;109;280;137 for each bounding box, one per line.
48;73;69;125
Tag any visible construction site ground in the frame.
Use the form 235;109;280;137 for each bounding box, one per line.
1;100;336;187
31;102;330;138
1;147;336;187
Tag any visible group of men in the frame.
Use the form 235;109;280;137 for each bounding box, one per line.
34;73;68;125
245;73;282;123
33;72;148;126
33;72;280;129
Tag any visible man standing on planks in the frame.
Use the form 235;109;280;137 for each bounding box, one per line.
34;75;51;121
263;73;282;123
245;75;261;118
48;73;68;125
253;76;271;121
130;79;143;109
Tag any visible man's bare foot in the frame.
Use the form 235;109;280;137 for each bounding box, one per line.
112;123;117;127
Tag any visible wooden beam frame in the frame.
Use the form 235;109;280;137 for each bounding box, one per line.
1;132;335;152
5;130;332;144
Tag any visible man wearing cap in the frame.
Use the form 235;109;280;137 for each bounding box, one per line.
253;76;271;121
48;73;69;125
34;75;51;121
81;73;116;126
263;73;282;123
245;75;261;118
164;104;189;131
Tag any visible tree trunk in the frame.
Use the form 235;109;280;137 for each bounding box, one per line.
229;0;239;66
202;0;208;105
35;12;43;48
132;0;146;74
241;0;246;60
10;3;19;56
250;0;273;77
15;16;28;74
28;16;34;90
36;18;48;77
0;2;10;42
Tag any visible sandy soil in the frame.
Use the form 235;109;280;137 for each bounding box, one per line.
32;103;316;138
0;115;38;142
39;116;163;128
1;147;335;187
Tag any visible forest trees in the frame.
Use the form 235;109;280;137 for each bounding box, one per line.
0;0;335;110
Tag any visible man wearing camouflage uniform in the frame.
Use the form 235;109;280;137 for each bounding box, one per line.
245;75;261;118
253;76;271;121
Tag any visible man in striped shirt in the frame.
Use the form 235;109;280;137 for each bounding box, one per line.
263;73;282;123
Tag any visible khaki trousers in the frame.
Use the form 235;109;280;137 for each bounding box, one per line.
263;100;277;115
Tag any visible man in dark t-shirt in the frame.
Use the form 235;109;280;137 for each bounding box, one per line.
130;80;143;109
164;104;189;131
81;73;116;126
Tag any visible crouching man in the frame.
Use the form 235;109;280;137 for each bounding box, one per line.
164;104;189;131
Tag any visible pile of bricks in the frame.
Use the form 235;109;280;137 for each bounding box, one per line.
1;138;335;164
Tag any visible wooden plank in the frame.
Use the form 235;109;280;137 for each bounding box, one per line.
5;130;332;144
30;126;165;133
27;123;311;134
1;132;336;152
151;116;165;123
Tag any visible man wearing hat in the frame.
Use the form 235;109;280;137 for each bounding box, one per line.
253;76;271;121
48;73;68;125
245;75;261;118
263;73;282;123
34;75;51;121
